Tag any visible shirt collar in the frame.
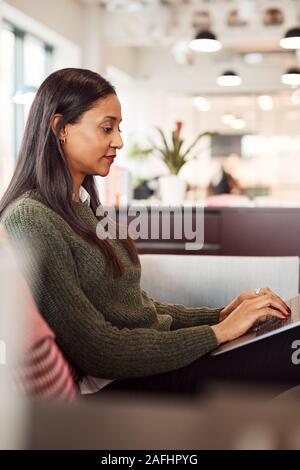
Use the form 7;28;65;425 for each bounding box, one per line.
79;186;91;207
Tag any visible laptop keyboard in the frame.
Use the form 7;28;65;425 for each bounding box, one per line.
250;315;287;337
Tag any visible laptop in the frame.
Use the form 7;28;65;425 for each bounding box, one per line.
211;294;300;356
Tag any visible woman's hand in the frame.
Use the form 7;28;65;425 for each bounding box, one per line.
219;287;290;322
212;294;290;345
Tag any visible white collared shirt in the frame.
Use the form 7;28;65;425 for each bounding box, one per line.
79;186;91;206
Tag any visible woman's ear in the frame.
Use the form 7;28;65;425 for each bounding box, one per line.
51;114;67;140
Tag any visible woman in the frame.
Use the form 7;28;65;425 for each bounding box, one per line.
0;68;297;398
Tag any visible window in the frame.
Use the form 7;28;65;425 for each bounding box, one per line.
23;33;52;122
0;25;15;192
0;21;53;192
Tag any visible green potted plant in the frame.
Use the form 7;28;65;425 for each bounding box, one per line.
150;121;215;204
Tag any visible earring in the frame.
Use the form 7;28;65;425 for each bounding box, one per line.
59;137;66;145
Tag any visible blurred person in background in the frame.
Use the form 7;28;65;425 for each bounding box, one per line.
208;164;242;196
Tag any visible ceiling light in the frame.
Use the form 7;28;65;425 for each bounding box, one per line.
231;118;246;130
193;96;211;111
243;53;263;65
281;68;300;86
280;27;300;49
221;113;235;125
257;95;273;110
217;70;242;87
190;30;222;53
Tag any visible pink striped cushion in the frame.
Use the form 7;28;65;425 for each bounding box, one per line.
18;337;77;401
0;227;77;401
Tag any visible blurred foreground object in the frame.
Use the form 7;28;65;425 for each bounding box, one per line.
25;384;300;449
0;230;27;449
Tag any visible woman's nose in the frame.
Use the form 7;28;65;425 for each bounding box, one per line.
112;132;123;150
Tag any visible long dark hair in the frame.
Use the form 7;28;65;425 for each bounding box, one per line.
0;68;139;277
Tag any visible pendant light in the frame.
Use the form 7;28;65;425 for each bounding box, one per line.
281;67;300;86
217;70;242;87
190;30;222;52
280;27;300;49
280;0;300;49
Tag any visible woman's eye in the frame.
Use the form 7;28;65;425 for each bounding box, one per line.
102;127;122;134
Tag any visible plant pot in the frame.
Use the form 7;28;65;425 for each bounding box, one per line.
158;175;187;205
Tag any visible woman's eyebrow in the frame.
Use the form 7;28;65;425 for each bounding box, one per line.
102;115;122;122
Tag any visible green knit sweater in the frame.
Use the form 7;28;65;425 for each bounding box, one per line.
1;191;221;380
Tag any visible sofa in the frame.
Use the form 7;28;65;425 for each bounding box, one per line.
140;254;300;307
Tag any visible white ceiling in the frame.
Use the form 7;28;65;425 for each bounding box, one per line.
78;0;299;49
77;0;300;96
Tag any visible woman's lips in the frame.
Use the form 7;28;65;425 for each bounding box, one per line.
103;155;115;163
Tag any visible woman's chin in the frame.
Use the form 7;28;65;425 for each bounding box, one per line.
95;167;111;177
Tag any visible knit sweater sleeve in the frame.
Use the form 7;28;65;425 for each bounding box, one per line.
141;289;221;328
2;201;219;380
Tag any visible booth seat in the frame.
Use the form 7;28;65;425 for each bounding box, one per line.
140;254;299;308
